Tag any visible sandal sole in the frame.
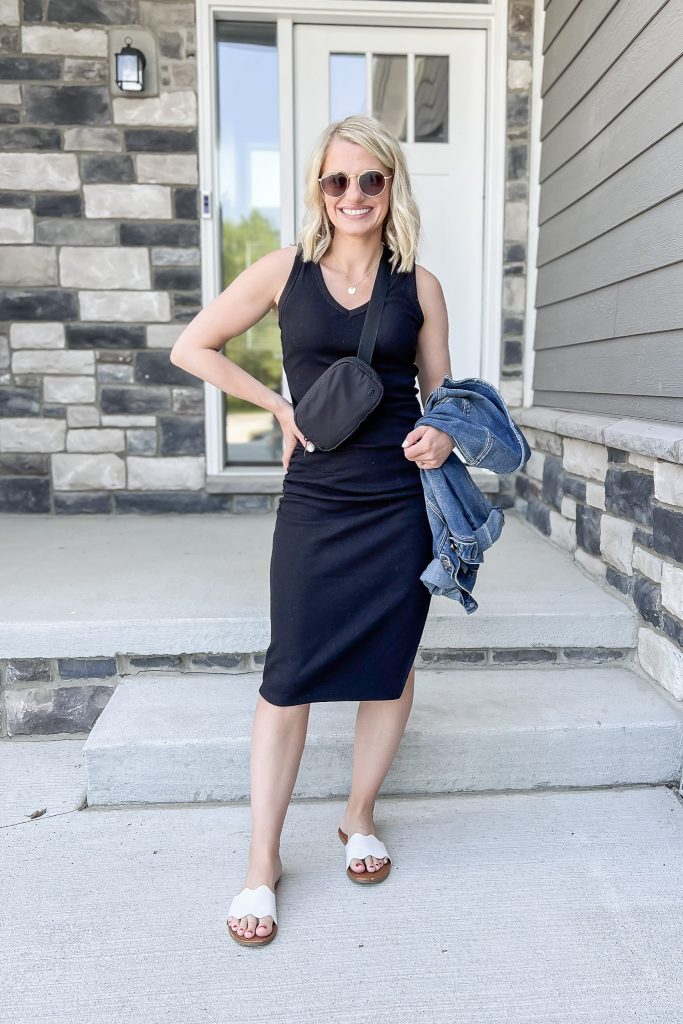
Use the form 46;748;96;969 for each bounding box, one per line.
227;922;278;946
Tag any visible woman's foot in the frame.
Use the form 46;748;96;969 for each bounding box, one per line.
339;810;390;876
227;853;283;940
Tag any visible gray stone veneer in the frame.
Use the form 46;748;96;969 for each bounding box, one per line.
513;406;683;703
2;642;633;736
0;0;533;513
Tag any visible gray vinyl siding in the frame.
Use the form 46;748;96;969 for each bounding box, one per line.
532;0;683;424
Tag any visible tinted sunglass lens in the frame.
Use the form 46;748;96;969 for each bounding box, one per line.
360;171;385;196
321;173;348;197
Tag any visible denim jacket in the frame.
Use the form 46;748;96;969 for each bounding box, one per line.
414;375;532;613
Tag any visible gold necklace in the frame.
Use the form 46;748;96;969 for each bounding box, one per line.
329;244;384;295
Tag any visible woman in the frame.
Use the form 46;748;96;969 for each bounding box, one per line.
170;114;453;946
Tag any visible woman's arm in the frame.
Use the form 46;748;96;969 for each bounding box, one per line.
169;245;297;418
169;244;308;470
402;264;453;469
414;263;451;406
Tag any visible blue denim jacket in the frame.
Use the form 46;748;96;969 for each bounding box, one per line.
414;375;531;613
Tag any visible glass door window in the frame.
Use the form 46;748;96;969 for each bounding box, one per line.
216;21;283;466
328;50;449;144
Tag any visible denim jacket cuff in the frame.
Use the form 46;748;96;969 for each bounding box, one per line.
419;559;479;614
450;504;505;563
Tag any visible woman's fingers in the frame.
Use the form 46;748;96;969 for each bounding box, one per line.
281;435;296;471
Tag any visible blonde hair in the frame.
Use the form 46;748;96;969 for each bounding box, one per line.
297;115;420;273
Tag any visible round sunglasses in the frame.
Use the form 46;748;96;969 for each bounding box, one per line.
318;169;393;199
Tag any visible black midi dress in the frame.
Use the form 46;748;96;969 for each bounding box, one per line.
259;244;433;706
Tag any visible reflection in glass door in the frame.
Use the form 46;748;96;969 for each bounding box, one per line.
216;22;283;466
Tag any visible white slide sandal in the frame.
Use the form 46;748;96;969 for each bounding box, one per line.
338;827;392;884
227;880;280;946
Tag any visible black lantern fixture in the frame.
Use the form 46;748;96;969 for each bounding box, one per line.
115;36;146;92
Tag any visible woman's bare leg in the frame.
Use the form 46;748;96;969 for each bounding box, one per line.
339;665;415;875
228;695;310;938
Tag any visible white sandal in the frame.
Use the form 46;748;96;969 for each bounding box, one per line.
227;879;280;946
338;827;392;884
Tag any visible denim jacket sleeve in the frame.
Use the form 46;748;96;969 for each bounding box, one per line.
414;375;531;613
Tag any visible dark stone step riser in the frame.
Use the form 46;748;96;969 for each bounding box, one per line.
1;647;636;737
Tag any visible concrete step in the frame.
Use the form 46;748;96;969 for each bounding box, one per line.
1;511;636;658
83;666;683;806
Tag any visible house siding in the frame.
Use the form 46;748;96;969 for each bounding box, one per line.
532;0;683;425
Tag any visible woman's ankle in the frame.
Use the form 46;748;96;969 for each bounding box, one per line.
247;846;282;870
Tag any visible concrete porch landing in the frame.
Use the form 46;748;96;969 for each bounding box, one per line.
0;509;636;657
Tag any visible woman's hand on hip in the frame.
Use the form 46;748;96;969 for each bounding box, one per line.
275;401;308;472
401;424;454;469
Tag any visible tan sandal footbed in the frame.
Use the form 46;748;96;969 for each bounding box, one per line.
338;827;392;884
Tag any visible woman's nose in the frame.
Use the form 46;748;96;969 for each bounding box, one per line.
345;178;365;201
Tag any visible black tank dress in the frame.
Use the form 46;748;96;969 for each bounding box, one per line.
259;244;433;706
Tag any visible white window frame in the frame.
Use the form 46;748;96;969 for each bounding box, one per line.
196;0;509;488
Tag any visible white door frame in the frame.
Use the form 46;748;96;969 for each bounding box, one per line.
523;0;545;410
196;0;509;483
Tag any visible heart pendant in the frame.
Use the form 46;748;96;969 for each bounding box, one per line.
347;285;356;295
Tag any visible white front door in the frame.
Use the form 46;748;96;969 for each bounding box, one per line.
294;25;487;379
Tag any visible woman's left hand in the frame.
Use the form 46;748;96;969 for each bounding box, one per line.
401;424;454;469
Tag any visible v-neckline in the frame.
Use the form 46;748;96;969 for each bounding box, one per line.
313;253;383;316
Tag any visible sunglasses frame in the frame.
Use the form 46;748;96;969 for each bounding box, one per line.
318;169;393;199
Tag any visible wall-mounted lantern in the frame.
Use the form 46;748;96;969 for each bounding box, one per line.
114;36;146;92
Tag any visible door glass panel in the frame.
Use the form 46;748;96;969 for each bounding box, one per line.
329;53;366;121
414;55;449;143
372;54;407;140
216;21;282;466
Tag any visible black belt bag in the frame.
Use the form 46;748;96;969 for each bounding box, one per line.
293;250;391;452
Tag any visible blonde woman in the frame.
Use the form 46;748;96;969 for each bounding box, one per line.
170;114;453;946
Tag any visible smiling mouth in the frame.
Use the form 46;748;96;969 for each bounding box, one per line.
339;207;372;217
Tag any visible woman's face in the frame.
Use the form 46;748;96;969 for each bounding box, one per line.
319;138;392;241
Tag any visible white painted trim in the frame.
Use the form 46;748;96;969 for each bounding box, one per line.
198;0;495;25
196;0;508;473
480;0;508;385
523;0;545;409
196;5;223;476
277;16;294;406
277;17;295;253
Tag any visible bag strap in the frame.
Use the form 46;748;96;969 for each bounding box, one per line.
356;247;391;366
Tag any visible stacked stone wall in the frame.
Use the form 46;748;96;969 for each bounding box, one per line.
500;0;532;412
0;0;223;512
514;408;683;702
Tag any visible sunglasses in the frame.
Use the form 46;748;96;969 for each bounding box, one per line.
318;169;393;199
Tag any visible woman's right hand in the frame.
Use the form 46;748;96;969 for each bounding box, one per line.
275;400;308;472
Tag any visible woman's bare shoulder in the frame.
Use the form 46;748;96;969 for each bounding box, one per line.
264;243;299;267
264;245;299;309
229;244;299;311
414;262;443;291
414;262;446;312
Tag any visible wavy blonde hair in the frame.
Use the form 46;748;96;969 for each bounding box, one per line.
297;115;420;273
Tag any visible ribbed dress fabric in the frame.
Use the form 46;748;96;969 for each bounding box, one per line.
259;245;433;705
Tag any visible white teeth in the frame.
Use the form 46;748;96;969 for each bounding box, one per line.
341;208;371;216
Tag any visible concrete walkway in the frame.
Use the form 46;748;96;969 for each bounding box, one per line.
3;739;682;1023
